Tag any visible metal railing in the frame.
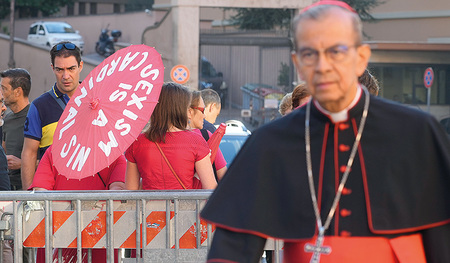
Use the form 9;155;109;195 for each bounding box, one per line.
0;190;282;263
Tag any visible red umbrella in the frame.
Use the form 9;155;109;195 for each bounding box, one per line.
52;44;164;180
208;123;226;163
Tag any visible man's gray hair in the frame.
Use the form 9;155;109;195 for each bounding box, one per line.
201;89;221;107
291;5;363;50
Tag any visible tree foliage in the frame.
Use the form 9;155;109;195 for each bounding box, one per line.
0;0;73;19
343;0;383;21
230;8;292;30
230;0;383;30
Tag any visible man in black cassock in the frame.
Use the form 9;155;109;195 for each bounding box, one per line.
200;1;450;263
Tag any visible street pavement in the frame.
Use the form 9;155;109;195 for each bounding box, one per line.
82;52;105;65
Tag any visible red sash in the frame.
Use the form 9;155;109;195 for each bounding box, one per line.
283;233;426;263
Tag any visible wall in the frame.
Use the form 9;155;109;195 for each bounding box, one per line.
201;45;292;108
3;11;157;55
363;0;450;42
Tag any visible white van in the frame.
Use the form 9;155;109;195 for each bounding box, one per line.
27;21;84;53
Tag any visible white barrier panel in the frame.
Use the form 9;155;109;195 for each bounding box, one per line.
22;200;212;249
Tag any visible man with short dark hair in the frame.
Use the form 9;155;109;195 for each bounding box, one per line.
201;1;450;262
201;88;221;133
0;68;31;190
22;41;83;190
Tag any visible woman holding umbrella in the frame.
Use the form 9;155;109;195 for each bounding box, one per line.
125;82;217;190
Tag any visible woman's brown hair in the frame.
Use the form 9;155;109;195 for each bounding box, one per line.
145;82;192;143
190;90;202;108
292;83;310;109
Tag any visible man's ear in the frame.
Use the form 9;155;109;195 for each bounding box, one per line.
207;103;213;113
211;103;219;112
15;87;23;97
356;44;371;77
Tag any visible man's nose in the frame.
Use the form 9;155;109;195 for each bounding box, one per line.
315;52;333;72
62;70;70;78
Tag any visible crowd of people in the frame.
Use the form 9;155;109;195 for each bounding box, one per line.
0;1;449;263
0;41;225;262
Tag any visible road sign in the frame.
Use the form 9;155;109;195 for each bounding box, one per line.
170;65;190;84
424;67;434;89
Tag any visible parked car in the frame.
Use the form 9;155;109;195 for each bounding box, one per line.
27;21;85;53
218;120;251;164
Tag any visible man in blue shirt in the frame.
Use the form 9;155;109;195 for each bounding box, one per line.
21;41;83;190
201;88;221;133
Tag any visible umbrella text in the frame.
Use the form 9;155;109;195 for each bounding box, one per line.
96;51;160;87
60;135;91;172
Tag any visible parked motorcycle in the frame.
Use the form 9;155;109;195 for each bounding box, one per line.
95;25;121;57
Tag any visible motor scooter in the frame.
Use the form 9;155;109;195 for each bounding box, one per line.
95;25;121;57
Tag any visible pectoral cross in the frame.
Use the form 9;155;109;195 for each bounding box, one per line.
304;228;331;263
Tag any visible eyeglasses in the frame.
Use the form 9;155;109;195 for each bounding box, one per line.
55;43;76;51
191;106;205;114
295;44;358;66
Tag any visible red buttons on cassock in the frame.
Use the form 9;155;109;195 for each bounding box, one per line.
340;165;351;173
339;144;350;152
340;209;352;217
338;123;350;130
340;231;351;237
342;187;352;195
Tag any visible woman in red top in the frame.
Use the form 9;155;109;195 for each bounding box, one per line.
125;82;217;190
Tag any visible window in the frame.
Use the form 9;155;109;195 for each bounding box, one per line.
79;2;86;15
370;64;450;106
114;4;121;14
90;3;97;15
29;25;38;35
38;25;45;35
67;3;74;16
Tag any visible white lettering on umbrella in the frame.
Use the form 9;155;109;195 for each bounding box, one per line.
70;146;91;171
123;109;138;121
92;109;108;127
89;77;94;90
140;64;159;80
107;57;122;76
127;93;146;109
110;89;127;102
118;83;132;90
130;52;148;71
61;135;91;171
115;119;130;136
119;52;140;72
60;135;77;158
74;87;87;107
98;130;119;157
59;107;78;140
96;64;109;82
135;80;153;95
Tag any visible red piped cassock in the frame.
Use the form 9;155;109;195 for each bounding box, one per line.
201;89;450;263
